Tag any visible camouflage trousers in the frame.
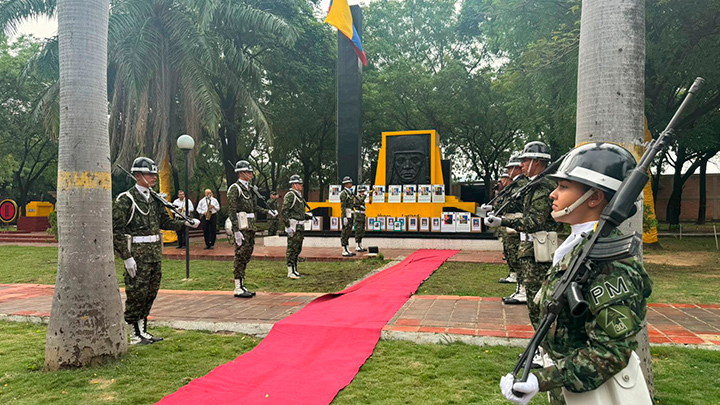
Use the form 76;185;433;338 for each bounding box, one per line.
286;228;305;266
502;235;521;275
234;230;256;279
518;257;551;329
340;217;353;246
124;261;162;324
267;218;279;236
354;215;366;243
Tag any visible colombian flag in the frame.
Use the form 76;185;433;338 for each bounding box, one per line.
324;0;368;66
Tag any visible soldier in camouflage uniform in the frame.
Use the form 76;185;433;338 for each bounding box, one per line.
501;143;652;405
339;176;356;257
228;160;279;298
113;157;200;345
353;186;368;252
486;141;561;327
266;191;280;236
283;175;313;279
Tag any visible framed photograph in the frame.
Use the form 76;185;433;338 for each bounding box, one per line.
375;216;385;231
431;217;442;232
408;216;418;231
386;217;395;230
367;217;375;230
388;185;402;203
420;217;430;232
329;185;342;203
455;212;471;232
372;185;386;203
403;185;417;203
362;185;371;203
330;217;339;231
311;216;322;231
441;212;456;232
394;217;405;232
432;184;445;203
418;184;432;203
471;217;483;233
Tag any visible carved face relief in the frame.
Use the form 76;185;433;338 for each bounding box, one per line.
386;134;431;185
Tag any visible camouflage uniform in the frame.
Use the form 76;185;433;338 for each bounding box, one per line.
113;186;184;324
228;181;268;280
283;189;312;267
502;177;561;328
497;175;528;280
535;231;652;398
354;193;366;246
266;196;279;236
339;186;355;247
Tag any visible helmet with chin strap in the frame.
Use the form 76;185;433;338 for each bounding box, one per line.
549;142;636;218
341;176;353;185
505;155;522;168
235;160;253;173
289;174;303;184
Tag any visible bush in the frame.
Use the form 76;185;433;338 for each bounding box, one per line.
47;210;58;238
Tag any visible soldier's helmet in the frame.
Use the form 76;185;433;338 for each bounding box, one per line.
357;185;367;193
519;141;551;161
549;142;636;198
342;176;353;184
500;168;510;179
234;160;253;173
505;155;522;168
289;174;303;184
131;157;158;174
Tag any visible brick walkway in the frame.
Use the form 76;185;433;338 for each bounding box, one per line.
2;283;719;349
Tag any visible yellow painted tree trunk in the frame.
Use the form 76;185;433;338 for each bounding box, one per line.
643;118;659;244
160;156;178;243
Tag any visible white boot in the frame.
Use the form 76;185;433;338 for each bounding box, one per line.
355;242;367;252
234;278;255;298
287;265;299;279
503;284;527;304
292;263;301;278
129;322;152;345
342;246;355;257
498;272;517;284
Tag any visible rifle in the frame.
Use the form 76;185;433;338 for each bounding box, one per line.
510;77;704;396
485;173;528;208
492;152;569;216
116;165;194;223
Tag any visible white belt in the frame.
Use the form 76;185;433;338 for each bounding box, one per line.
132;235;160;243
520;232;534;242
356;210;366;214
246;213;255;218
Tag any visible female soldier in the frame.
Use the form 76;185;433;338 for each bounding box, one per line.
500;142;653;405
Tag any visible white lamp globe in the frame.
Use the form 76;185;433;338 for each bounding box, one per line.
177;134;195;151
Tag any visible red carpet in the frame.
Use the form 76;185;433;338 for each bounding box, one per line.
157;249;458;405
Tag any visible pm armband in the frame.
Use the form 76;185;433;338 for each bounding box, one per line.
587;274;636;314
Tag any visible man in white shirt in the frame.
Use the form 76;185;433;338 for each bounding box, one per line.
197;189;220;249
172;190;195;248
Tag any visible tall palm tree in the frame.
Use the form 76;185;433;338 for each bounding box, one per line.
575;0;654;394
45;0;127;370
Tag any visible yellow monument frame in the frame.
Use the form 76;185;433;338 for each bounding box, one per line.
307;129;476;220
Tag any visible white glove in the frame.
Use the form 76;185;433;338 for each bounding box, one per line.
124;257;137;278
343;217;348;226
185;218;201;228
234;231;244;247
500;373;538;405
484;215;502;228
307;212;314;218
268;209;278;217
479;203;493;218
285;227;295;237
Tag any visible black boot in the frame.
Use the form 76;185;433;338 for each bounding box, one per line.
143;318;163;342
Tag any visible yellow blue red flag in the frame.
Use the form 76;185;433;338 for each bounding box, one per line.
324;0;368;66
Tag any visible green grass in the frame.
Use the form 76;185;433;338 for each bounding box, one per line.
417;236;720;304
1;321;717;404
0;245;387;293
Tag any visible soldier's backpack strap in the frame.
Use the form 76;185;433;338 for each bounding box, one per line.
116;191;148;226
288;190;299;210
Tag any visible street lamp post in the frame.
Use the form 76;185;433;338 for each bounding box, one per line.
177;134;195;279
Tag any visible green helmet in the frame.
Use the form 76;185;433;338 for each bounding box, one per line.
519;141;551;161
289;174;303;184
342;176;353;184
549;142;636;196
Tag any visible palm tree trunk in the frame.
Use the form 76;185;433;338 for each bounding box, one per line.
46;0;127;370
575;0;654;395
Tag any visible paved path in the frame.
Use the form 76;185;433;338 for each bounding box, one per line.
2;283;719;349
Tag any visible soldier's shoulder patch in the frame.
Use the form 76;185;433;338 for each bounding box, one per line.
596;305;637;338
587;272;635;313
